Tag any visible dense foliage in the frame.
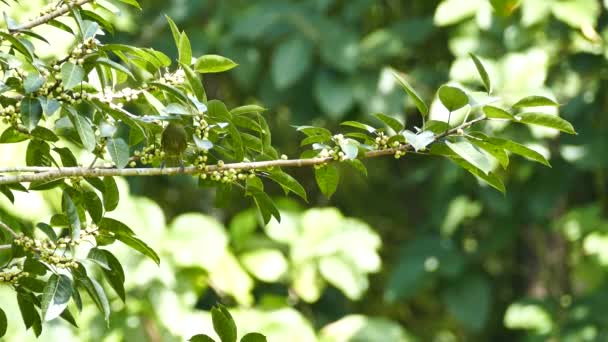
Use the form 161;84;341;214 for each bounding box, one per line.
0;0;597;341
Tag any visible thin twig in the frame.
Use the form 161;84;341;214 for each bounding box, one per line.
0;117;486;185
0;221;18;238
0;244;11;251
8;0;95;33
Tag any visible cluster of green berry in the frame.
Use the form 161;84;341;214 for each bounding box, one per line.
372;132;390;150
13;225;99;269
133;146;164;166
0;266;29;284
0;103;21;126
37;0;83;20
202;165;256;183
155;69;186;86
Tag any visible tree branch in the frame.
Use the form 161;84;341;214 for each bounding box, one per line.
0;116;486;185
0;244;11;251
0;221;18;239
9;0;95;33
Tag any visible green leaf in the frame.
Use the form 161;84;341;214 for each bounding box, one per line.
29;179;64;191
231;105;266;116
467;137;509;169
483;105;513;119
68;111;96;151
178;32;192;66
26;139;52;166
438;85;469;112
115;233;160;265
101;250;126;302
99;217;135;235
96;57;134;79
0;127;29;143
107;137;130;169
53;147;78;167
515;112;576;134
165;15;181;51
315;164;339;199
211;305;237;342
190;335;216;342
469;53;492;94
32;126;59;142
24;73;44;94
194;55;238;73
272;37;313;89
17;293;41;333
443;275;491;332
41;274;73;321
61;62;85;90
63;191;81;241
391;71;428;116
512;95;560;108
241;333;267;342
450;157;505;193
372;113;404;132
340;121;376;133
0;307;6;338
471;134;550;167
0;32;34;61
20;96;42;131
249;188;281;224
181;63;206;102
39;97;61;116
73;266;110;322
36;222;57;241
346;159;368;177
102;177;119;211
267;170;307;201
84;190;103;223
446;140;493;175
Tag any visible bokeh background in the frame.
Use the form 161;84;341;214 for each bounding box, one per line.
1;0;607;341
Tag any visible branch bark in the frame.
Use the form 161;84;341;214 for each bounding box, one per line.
9;0;95;33
0;221;18;239
0;116;486;185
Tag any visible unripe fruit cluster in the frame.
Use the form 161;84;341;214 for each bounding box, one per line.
134;146;164;165
0;267;29;284
372;132;389;150
0;104;22;126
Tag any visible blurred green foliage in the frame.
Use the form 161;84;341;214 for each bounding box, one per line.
1;0;607;341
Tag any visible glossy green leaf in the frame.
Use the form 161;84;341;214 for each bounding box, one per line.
31;126;59;142
483;105;513;119
512;96;560;108
190;334;216;342
115;233;160;265
0;308;6;338
181;63;206;102
267;170;307;201
469;53;492;93
61;62;85;90
83;191;103;223
211;304;237;342
96;57;134;79
20;96;42;131
467;137;509;169
372;113;404;132
103;177;119;211
446;140;493;174
340;121;376;133
17;293;42;334
249;188;281;224
41;274;73;321
195;55;238;73
471;134;550;167
241;333;267;342
315;164;339;199
107;137;130;169
450;157;505;193
24;73;44;94
68;112;96;152
178;32;192;66
63;191;81;241
515;112;576;134
391;71;428;116
73;266;110;322
0;127;29;143
438;85;469;112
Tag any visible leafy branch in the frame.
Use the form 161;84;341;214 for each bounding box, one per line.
7;0;96;33
0;116;487;185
